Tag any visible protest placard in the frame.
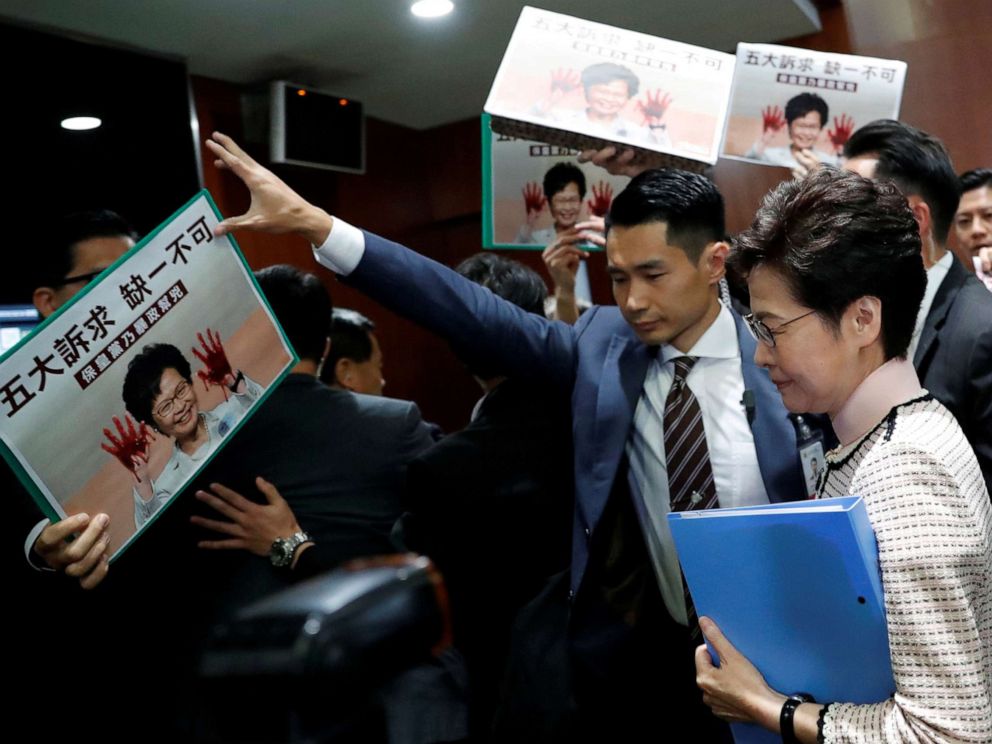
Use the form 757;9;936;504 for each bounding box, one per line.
0;191;296;559
721;43;906;170
484;6;735;170
481;114;630;250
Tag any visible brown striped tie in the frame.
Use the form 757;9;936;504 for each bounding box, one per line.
663;356;718;641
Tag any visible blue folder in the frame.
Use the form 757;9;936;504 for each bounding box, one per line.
667;496;895;744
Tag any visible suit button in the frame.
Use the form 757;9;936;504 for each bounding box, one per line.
584;527;591;539
567;589;575;603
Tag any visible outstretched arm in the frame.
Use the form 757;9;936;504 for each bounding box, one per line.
207;133;334;244
206;133;580;388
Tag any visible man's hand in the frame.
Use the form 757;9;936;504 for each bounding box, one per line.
791;148;824;180
101;414;153;481
522;181;547;226
192;328;234;396
205;132;333;244
191;477;306;560
542;238;587;291
542;218;604;324
34;513;111;590
577;145;660;179
976;247;992;290
827;113;855;153
979;247;992;274
587;181;614;218
638;89;673;127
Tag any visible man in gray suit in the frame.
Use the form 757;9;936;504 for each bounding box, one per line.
844;121;992;492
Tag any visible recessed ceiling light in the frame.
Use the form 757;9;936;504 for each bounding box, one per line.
61;116;102;131
411;0;454;19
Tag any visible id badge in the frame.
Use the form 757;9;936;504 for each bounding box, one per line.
799;439;826;499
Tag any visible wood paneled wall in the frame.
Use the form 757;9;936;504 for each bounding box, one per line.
193;0;990;429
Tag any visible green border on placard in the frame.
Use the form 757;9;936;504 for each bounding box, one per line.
482;114;535;251
481;113;604;252
0;189;299;561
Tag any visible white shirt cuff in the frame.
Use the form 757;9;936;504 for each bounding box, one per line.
25;518;55;571
312;218;366;276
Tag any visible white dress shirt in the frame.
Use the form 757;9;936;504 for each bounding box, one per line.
313;217;365;275
626;302;768;625
313;224;770;627
906;250;952;360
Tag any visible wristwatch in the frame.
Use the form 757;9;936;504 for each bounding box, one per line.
269;530;310;567
780;692;816;744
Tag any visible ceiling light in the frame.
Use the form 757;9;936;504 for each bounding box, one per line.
411;0;453;19
61;116;101;131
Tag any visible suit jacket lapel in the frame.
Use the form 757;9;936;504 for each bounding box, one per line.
914;258;965;372
584;334;652;532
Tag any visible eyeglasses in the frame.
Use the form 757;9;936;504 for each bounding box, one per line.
56;269;104;288
154;380;191;418
743;309;817;347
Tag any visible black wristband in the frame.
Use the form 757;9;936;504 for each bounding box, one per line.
780;693;815;744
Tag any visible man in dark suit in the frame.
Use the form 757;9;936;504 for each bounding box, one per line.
844;121;992;492
23;264;453;741
954;168;992;271
320;307;387;395
206;133;818;742
403;252;574;739
190;264;438;614
28;264;437;596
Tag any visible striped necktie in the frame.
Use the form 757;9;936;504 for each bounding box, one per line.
663;356;719;640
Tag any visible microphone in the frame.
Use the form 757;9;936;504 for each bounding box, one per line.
742;390;756;424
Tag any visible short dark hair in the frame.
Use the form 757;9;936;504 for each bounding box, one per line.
784;93;828;126
319;309;375;386
455;253;547;316
843;119;961;245
543;162;587;200
454;253;548;379
960;168;992;194
606;169;725;261
581;62;639;98
255;264;332;363
731;167;925;360
122;344;192;424
38;209;137;288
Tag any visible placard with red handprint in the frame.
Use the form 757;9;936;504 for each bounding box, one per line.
482;115;632;249
483;7;735;165
721;42;906;170
0;191;296;559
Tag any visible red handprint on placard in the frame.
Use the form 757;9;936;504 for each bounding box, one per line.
522;182;547;217
550;68;581;95
761;105;786;133
827;114;855;153
587;181;614;218
193;328;233;398
101;414;152;480
638;89;673;127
